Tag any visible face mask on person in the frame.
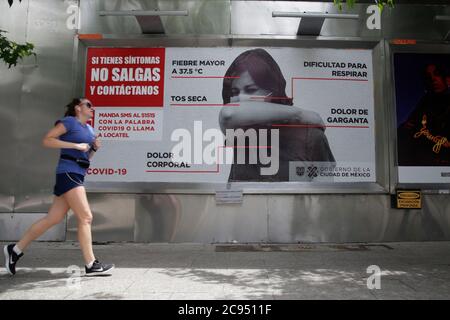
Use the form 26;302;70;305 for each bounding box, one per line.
230;92;273;103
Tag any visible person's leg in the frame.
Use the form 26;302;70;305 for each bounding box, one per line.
62;186;95;265
4;196;69;275
16;196;70;251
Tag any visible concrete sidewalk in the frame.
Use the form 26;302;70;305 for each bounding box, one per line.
1;241;450;300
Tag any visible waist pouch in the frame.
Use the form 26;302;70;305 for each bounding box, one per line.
60;154;90;169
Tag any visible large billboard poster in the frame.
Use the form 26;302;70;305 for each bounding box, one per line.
394;53;450;183
84;47;376;184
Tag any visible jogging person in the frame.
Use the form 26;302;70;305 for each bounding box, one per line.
4;98;114;276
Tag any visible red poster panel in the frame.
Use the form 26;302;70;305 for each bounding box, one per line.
85;48;165;107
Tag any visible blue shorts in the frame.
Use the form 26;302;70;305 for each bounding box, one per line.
53;173;85;197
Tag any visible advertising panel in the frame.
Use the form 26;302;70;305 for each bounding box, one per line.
84;47;376;184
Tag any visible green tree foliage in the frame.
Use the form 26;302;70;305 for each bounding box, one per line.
0;30;36;68
334;0;395;11
2;0;36;68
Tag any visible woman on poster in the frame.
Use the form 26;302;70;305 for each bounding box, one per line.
219;48;335;181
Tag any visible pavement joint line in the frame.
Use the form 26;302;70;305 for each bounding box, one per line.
368;289;379;300
396;278;418;292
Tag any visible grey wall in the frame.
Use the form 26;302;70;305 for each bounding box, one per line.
0;0;78;240
1;0;450;243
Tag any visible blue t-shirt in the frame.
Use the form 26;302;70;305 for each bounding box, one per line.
55;116;95;176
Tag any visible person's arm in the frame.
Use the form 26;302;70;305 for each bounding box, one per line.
219;100;324;134
42;122;90;152
87;134;101;160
